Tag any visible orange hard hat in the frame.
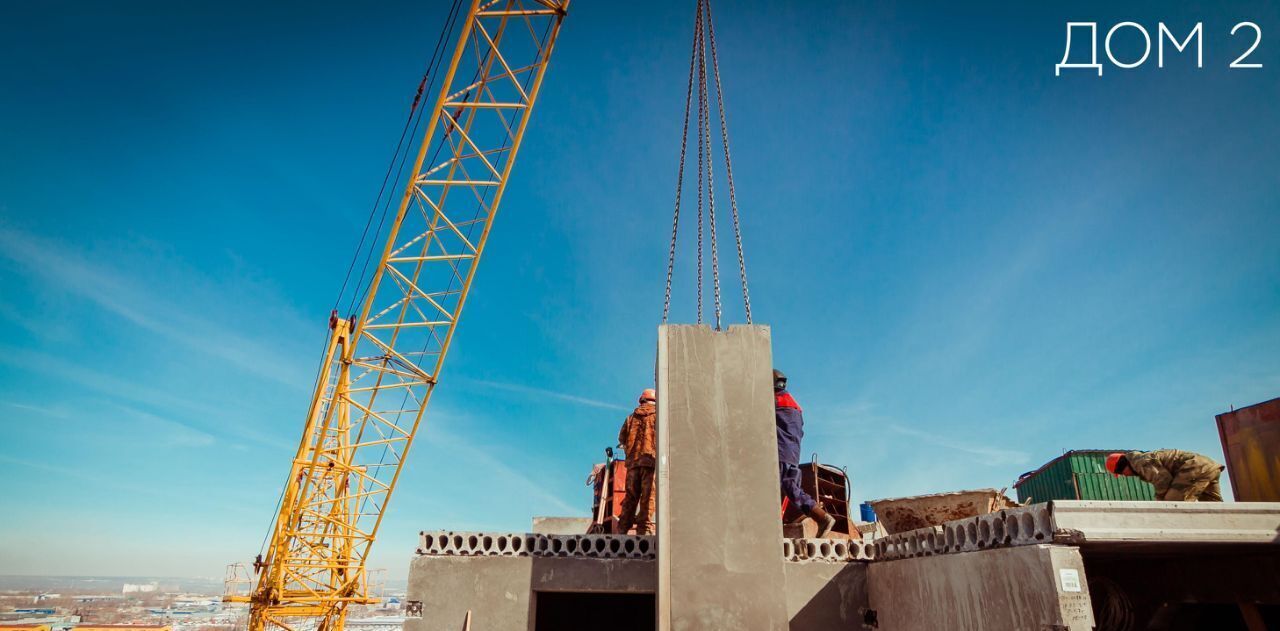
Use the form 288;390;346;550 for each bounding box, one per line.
1105;452;1125;475
639;388;656;403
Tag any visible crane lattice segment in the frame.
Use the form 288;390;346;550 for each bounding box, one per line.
224;3;569;631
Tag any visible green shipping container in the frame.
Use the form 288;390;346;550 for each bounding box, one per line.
1015;450;1157;504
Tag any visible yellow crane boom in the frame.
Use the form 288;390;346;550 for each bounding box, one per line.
224;3;569;630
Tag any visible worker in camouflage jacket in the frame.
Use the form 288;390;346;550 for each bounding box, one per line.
1106;449;1225;502
616;388;658;534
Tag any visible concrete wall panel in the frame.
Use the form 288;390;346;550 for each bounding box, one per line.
867;544;1095;631
784;562;869;630
405;555;656;631
404;555;533;631
656;324;788;631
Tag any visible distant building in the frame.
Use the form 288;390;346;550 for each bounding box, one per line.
1;624;53;631
120;584;157;595
0;614;79;631
74;626;170;631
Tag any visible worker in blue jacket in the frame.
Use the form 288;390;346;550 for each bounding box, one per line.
774;368;836;537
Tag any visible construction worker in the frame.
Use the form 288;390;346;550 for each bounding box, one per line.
616;388;658;534
774;369;836;537
1106;449;1225;502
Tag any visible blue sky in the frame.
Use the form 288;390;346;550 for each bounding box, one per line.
1;0;1277;580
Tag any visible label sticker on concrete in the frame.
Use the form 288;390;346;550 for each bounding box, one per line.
1059;568;1082;592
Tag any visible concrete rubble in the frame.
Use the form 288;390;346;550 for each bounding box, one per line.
868;488;1016;534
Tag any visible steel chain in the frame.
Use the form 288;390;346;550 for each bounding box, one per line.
704;0;752;323
661;0;753;328
699;0;723;330
662;0;703;323
694;1;706;325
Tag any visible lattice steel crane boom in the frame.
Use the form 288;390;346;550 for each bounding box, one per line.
223;3;569;631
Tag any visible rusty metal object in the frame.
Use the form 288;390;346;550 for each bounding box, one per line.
589;448;615;533
586;456;629;534
1216;397;1280;502
867;489;1018;535
782;462;854;536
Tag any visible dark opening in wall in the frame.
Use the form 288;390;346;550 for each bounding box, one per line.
534;591;655;631
1083;551;1280;631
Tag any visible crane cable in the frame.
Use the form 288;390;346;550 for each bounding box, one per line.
357;11;559;522
256;0;466;563
661;0;752;329
342;0;467;319
335;0;466;318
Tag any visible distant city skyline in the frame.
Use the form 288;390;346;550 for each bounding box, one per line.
1;0;1277;580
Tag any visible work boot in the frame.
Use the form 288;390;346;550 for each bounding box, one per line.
808;506;837;538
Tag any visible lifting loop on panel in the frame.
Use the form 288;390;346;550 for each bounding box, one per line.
662;0;753;330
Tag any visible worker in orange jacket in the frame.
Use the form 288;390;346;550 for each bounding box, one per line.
616;388;658;534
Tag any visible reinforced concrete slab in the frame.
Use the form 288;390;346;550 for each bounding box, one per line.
656;324;788;631
419;531;654;559
867;544;1095;631
404;555;655;631
873;499;1280;562
1047;500;1280;545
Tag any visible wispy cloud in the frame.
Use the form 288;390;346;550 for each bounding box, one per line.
0;346;291;450
0;226;311;391
464;379;630;412
2;401;65;416
819;399;1030;467
0;454;173;500
424;422;580;516
0;299;73;342
106;403;217;448
885;423;1030;466
852;191;1115;404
